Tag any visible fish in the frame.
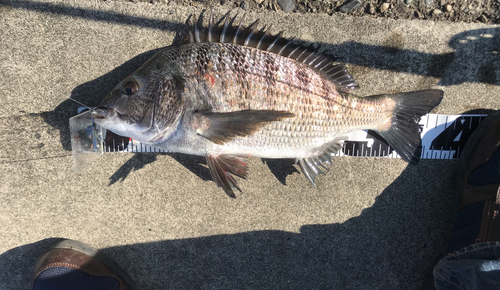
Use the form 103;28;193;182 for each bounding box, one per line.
92;9;443;198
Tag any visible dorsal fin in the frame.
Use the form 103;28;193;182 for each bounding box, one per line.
185;8;358;92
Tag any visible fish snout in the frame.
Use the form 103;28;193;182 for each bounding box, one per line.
91;107;114;120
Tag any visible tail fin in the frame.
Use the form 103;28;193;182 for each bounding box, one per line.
377;89;443;164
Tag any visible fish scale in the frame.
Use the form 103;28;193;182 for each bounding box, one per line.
92;10;443;197
171;42;388;154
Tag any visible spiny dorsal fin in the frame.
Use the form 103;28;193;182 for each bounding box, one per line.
186;8;358;92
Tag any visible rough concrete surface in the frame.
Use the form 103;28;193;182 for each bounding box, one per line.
0;0;499;289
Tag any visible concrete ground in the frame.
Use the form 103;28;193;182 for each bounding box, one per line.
1;0;499;289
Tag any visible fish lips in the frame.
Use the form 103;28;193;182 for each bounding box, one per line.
91;107;114;120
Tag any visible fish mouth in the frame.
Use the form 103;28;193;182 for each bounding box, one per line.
91;107;110;120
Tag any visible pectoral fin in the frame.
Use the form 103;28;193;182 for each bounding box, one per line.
194;109;295;145
206;154;249;198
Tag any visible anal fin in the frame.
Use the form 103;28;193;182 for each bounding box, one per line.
298;139;344;186
206;154;248;198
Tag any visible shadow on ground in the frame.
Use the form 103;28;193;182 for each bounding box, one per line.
0;160;457;290
2;0;493;183
12;0;495;183
8;0;494;143
1;2;496;290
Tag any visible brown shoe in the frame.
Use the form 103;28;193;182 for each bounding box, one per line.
456;111;500;209
31;239;135;290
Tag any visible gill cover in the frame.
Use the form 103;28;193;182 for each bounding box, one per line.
93;68;184;144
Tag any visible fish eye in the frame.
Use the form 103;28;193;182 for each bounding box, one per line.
122;80;139;96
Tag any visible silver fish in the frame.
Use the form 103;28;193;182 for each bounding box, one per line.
92;10;443;197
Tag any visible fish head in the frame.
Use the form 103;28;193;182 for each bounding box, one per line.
92;55;184;143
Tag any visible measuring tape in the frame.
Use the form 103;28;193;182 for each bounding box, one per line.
334;114;487;160
69;111;487;172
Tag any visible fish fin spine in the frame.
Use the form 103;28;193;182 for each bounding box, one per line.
298;139;343;186
206;154;248;198
188;9;358;92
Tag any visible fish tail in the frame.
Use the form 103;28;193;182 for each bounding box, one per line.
376;89;444;164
